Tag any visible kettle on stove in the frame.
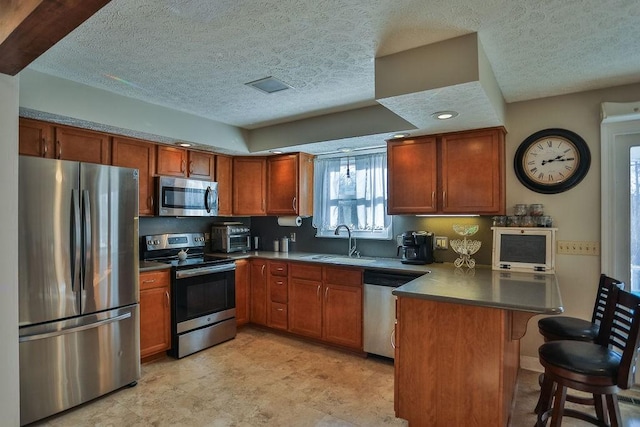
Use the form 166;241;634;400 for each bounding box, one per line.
396;230;435;265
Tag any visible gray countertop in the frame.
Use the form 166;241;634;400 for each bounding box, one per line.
392;264;563;314
140;251;562;314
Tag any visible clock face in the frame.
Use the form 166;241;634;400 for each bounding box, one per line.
521;136;579;185
514;129;591;194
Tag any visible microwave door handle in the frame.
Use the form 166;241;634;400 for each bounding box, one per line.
205;186;212;213
71;189;81;293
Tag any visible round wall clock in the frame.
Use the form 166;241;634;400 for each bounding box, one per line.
514;128;591;194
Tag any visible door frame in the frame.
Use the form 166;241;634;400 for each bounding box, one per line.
601;102;640;285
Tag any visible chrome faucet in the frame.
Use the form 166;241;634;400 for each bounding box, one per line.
334;224;358;257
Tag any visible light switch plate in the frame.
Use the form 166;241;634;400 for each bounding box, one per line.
435;236;448;250
557;240;600;255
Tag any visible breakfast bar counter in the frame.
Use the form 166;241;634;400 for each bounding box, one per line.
392;265;563;427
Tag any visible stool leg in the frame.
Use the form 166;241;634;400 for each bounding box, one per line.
606;394;622;427
536;375;555;425
550;383;567;427
594;394;608;424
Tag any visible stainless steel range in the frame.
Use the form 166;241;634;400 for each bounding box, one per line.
142;232;236;358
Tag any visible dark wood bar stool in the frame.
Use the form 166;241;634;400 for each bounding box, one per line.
538;274;623;343
535;287;640;426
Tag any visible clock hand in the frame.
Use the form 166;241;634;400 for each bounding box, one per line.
541;155;564;165
556;157;575;162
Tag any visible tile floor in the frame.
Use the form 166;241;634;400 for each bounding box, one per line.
33;326;640;426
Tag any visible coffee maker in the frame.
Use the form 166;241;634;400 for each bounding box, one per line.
397;231;435;265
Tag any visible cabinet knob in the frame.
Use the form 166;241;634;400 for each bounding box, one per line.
42;138;47;157
56;140;61;159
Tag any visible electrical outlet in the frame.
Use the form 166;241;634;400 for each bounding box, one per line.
290;232;296;243
557;240;600;256
435;236;448;250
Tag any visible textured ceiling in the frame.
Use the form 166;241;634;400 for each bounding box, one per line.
25;0;640;153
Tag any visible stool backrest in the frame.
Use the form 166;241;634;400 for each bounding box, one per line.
591;274;625;326
595;287;640;389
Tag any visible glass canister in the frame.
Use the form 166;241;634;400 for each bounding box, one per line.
521;216;536;227
529;204;544;216
492;216;507;227
513;204;528;216
538;215;553;227
507;215;521;227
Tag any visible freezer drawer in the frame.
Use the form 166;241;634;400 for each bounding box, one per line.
19;305;140;426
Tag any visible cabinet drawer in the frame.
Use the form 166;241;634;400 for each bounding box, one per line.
324;267;362;287
269;302;288;330
140;270;171;290
269;261;288;276
269;276;288;303
290;263;323;281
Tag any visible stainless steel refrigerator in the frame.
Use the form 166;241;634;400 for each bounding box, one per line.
18;156;141;426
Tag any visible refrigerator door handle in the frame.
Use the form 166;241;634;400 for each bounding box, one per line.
71;189;82;293
19;311;132;343
82;189;91;290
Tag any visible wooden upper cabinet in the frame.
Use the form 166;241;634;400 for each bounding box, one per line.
188;150;215;181
387;137;438;214
266;152;314;216
54;125;111;164
440;128;505;214
112;137;157;216
215;155;233;216
232;157;267;216
387;127;506;215
19;118;54;158
156;146;187;177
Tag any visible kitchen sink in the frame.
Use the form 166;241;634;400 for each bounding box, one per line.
298;254;376;265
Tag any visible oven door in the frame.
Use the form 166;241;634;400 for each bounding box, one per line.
157;176;218;216
173;263;235;334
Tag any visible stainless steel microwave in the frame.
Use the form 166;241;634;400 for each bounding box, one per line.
157;176;218;216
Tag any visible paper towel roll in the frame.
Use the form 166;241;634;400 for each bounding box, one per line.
277;216;302;227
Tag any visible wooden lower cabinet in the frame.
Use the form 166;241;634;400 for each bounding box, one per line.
287;263;363;350
267;262;288;330
394;297;520;426
250;259;268;325
139;270;171;360
323;267;363;349
288;276;323;338
234;259;250;326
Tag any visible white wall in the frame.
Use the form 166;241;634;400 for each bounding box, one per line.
0;73;20;426
506;82;640;360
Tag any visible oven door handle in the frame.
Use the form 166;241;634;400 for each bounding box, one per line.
175;263;236;279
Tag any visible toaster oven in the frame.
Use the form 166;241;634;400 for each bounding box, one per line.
211;223;251;253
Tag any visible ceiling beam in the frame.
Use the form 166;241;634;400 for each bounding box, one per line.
0;0;112;76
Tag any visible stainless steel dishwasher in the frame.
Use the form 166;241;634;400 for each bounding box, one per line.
363;270;422;359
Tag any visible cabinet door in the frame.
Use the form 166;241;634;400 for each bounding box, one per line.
112;137;157;216
157;145;187;177
232;157;266;215
215;154;233;216
234;259;250;326
387;137;438;214
250;259;268;325
54;126;111;164
19;118;53;158
440;128;505;214
288;277;323;338
188;150;215;181
139;270;171;360
267;154;298;215
323;267;363;349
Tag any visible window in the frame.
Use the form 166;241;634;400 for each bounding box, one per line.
312;150;392;240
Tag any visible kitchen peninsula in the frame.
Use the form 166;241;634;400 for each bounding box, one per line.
392;266;562;426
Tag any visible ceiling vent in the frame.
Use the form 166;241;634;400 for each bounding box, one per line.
245;76;292;94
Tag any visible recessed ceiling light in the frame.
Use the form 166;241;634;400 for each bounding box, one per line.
270;150;283;154
176;142;192;147
391;133;409;139
432;111;459;120
339;148;353;153
245;76;292;94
